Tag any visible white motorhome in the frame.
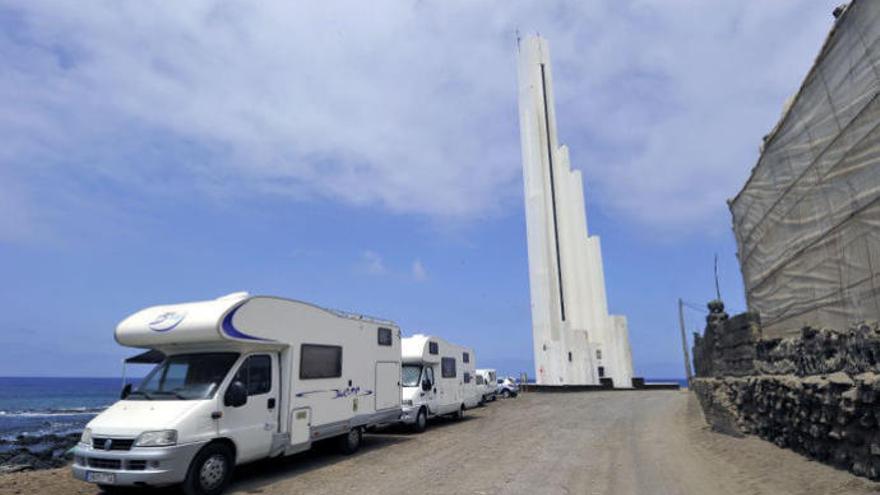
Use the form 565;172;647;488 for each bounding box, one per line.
476;369;497;402
72;293;401;495
399;335;478;432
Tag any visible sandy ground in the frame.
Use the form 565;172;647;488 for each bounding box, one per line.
1;391;878;495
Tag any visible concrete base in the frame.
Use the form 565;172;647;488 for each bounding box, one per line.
521;382;679;393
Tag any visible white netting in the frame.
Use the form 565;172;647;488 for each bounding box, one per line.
730;0;880;338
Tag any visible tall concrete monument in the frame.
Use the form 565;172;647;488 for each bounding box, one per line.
517;35;634;387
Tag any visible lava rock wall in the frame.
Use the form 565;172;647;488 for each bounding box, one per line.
692;301;880;479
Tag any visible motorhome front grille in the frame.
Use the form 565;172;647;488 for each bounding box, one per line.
127;460;147;471
92;438;135;451
88;458;122;470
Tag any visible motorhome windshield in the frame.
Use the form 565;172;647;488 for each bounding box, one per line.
401;364;423;387
130;353;239;401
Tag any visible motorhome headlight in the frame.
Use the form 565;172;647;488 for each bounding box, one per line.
402;399;413;406
79;428;92;446
134;430;178;447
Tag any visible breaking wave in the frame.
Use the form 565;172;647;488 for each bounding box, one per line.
0;406;108;418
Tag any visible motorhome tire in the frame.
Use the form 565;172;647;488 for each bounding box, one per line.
413;408;428;433
455;405;465;420
502;389;511;398
339;427;362;455
183;442;234;495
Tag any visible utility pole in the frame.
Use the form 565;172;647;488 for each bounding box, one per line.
678;298;694;386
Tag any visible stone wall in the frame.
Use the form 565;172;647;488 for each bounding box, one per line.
693;301;760;377
692;301;880;480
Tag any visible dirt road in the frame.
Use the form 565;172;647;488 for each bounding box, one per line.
2;391;877;495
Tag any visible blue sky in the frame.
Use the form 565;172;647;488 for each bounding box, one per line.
0;1;842;378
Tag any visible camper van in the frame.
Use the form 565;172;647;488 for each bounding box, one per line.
399;335;478;432
71;293;402;495
476;369;497;402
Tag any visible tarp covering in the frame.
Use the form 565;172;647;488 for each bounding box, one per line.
730;0;880;338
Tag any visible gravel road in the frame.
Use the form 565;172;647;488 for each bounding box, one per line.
2;391;877;495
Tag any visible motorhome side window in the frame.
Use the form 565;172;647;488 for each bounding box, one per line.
377;327;393;346
234;355;272;396
441;357;456;378
462;352;470;363
428;342;439;355
300;344;343;379
464;372;471;383
424;366;435;386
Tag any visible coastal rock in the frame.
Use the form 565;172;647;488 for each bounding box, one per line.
0;453;40;473
0;432;80;472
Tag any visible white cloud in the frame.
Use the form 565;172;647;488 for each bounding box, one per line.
0;0;843;237
360;250;386;276
412;259;428;282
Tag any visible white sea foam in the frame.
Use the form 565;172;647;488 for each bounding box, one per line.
0;406;107;418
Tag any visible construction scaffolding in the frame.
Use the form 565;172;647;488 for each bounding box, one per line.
730;0;880;338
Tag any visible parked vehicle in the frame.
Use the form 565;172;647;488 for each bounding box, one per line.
497;376;519;398
72;292;402;495
400;335;478;432
476;369;497;402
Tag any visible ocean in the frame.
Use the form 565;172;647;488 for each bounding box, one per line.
0;377;124;441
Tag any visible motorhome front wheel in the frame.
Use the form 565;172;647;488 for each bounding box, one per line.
414;409;427;433
183;443;233;495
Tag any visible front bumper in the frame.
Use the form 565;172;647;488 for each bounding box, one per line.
399;404;419;424
71;441;207;487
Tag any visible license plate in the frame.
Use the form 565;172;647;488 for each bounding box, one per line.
87;472;115;484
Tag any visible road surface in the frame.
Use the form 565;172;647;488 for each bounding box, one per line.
2;391;876;495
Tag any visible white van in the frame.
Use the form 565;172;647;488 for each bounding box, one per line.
476;369;497;402
399;335;478;432
71;293;401;495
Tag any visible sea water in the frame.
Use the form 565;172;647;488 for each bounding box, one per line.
0;377;124;440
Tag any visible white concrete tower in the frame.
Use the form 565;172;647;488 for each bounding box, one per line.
517;35;634;387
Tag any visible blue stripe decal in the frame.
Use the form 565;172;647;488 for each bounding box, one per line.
221;305;271;341
295;387;373;399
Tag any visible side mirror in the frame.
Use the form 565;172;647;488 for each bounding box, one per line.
120;383;132;399
224;381;248;408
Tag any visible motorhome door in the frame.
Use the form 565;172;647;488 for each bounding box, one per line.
423;365;438;414
375;362;399;411
220;353;279;463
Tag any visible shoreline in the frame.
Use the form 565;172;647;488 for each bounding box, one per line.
0;433;78;474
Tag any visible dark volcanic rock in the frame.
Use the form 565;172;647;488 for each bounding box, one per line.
693;310;880;481
0;433;79;472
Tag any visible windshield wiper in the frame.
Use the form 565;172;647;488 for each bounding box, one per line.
128;390;153;400
153;390;187;400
